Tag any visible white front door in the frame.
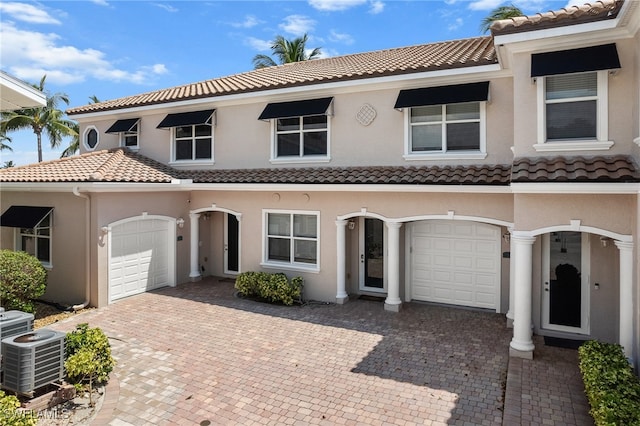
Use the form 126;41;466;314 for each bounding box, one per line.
409;220;500;310
541;232;590;334
109;217;175;302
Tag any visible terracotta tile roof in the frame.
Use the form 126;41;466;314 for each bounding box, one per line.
185;164;512;186
490;0;623;36
67;37;496;115
511;155;640;183
0;149;178;183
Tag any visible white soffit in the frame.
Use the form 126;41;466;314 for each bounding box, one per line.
0;72;46;111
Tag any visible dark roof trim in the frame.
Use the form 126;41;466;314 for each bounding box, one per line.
531;44;620;77
157;110;215;128
0;206;53;228
258;97;333;120
394;82;490;109
106;118;139;133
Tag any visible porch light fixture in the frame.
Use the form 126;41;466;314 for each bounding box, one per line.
348;221;356;230
600;236;612;247
502;233;510;244
176;218;185;228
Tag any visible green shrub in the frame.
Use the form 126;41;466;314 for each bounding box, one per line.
0;250;47;313
235;272;303;305
578;340;640;425
65;323;116;407
0;390;37;425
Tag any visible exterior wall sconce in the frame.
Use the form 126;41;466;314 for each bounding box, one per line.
348;221;356;230
176;218;185;228
600;236;612;247
100;226;110;235
502;233;511;244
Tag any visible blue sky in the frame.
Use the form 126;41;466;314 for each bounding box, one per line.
0;0;575;166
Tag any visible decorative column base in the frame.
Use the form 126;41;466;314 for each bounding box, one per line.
336;295;349;304
509;346;533;360
384;300;402;312
189;275;202;282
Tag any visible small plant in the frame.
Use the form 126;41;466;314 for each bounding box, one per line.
0;250;47;313
578;340;640;425
235;272;303;305
65;323;115;407
0;390;37;426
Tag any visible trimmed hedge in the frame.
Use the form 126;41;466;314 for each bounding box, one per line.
235;272;303;305
578;340;640;425
0;250;47;313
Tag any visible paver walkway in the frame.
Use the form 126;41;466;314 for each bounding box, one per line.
44;278;591;425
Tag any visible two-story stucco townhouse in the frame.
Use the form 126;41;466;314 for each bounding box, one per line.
1;0;639;364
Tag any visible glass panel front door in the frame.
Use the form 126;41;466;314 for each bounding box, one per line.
225;214;239;273
542;232;589;333
360;218;384;291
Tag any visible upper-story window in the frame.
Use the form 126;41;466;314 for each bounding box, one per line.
106;118;140;149
157;109;215;164
531;44;620;152
83;126;99;151
395;82;489;160
259;97;333;164
0;206;53;267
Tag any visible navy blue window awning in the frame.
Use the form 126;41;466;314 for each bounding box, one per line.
106;118;139;133
157;110;215;128
258;97;333;120
0;206;53;228
394;82;490;109
531;44;620;77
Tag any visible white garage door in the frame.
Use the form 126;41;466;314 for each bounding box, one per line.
109;217;174;302
410;220;500;310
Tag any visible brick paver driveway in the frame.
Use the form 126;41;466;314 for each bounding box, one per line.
49;278;512;425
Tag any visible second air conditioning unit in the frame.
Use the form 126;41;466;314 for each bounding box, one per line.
1;329;66;396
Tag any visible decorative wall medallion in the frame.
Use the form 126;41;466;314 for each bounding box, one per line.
356;103;376;126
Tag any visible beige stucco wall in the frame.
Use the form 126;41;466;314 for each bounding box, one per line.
76;76;515;169
0;192;87;305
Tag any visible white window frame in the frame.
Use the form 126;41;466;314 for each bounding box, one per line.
83;125;99;151
16;211;52;268
169;117;214;165
120;122;140;150
403;102;487;161
270;115;331;164
261;209;320;273
534;70;613;152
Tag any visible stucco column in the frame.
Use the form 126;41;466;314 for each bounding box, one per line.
510;234;536;359
615;240;634;361
506;229;515;327
336;219;349;304
384;222;402;312
189;212;201;281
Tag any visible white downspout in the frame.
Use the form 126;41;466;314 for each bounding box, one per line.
72;187;91;311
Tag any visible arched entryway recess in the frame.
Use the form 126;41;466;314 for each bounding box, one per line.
107;214;177;303
509;220;633;361
189;205;242;281
335;208;513;313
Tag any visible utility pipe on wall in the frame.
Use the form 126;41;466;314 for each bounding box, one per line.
72;187;91;311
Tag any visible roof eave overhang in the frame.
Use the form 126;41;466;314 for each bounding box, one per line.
511;182;640;194
68;64;505;120
0;181;190;192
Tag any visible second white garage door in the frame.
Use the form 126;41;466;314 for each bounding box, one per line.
410;220;500;310
109;217;175;302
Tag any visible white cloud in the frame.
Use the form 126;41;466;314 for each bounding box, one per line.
0;22;169;85
448;17;464;31
91;0;110;6
245;37;272;51
328;30;354;45
308;0;367;11
0;2;61;25
564;0;584;5
153;3;179;13
279;15;316;35
231;15;262;28
468;0;503;11
369;1;384;14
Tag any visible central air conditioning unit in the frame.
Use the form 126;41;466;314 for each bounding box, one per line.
0;310;34;373
2;329;65;396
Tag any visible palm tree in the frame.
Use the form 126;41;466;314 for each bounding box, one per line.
0;75;76;162
0;131;12;151
2;160;15;168
253;34;322;69
61;96;100;158
480;4;524;33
